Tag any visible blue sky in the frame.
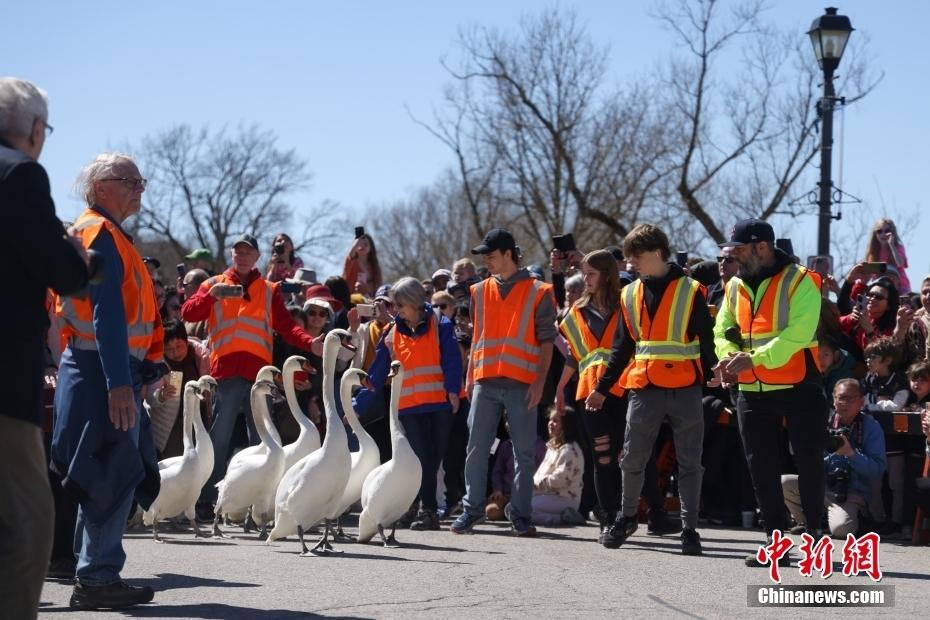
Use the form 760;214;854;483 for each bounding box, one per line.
6;1;928;282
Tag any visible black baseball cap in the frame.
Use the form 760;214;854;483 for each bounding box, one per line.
232;233;260;251
471;228;517;255
142;256;161;268
719;218;775;248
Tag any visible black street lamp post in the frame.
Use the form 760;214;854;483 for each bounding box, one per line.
807;7;854;256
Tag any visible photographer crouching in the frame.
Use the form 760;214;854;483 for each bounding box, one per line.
781;378;886;537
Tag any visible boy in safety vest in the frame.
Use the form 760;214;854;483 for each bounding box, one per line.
711;219;826;567
451;229;556;537
585;224;717;555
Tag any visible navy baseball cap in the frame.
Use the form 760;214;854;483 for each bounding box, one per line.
471;228;517;255
719;219;775;248
232;234;260;251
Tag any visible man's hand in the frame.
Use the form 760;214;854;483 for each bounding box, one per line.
722;351;754;375
708;360;737;388
896;305;915;331
835;435;855;458
108;385;137;431
550;249;566;275
585;390;606;412
525;378;544;409
448;392;460;414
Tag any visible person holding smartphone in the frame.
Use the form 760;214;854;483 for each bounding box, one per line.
865;219;910;294
342;229;383;296
181;233;324;518
264;232;303;283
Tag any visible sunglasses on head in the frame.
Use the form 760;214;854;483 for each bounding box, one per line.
717;256;736;264
432;303;448;310
865;292;887;301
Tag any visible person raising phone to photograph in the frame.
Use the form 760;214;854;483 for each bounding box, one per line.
180;233;323;521
343;228;383;296
838;276;899;362
865;218;910;294
265;232;303;283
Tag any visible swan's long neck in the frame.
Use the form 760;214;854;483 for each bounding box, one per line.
190;392;209;449
284;363;312;430
388;369;405;448
251;385;281;450
182;385;198;451
339;377;362;434
321;339;347;449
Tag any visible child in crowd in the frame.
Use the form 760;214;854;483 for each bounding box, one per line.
904;361;930;410
818;338;857;400
486;422;547;521
531;407;586;526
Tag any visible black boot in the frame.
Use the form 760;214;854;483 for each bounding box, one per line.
598;511;617;545
602;514;638;549
647;508;682;536
69;581;154;610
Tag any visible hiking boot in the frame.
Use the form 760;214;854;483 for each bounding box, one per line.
69;581;154;610
602;515;638;549
681;528;703;556
647;508;682;536
450;512;486;534
410;510;441;531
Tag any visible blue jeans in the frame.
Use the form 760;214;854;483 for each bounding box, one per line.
200;376;260;504
462;381;537;521
73;394;141;585
400;409;453;511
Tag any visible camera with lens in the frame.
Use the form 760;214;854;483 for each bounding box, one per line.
825;426;850;453
826;461;851;504
273;243;286;255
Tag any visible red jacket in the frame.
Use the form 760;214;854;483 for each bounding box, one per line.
181;268;316;381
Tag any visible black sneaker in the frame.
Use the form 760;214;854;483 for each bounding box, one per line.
681;528;703;556
69;581;154;610
410;510;441;531
598;511;617;544
602;515;638;549
47;557;77;580
647;509;683;536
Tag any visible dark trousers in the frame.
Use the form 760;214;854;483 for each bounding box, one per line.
737;386;828;533
443;398;470;509
401;410;453;511
44;433;78;563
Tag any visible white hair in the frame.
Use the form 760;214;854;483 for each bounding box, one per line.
391;276;427;308
0;77;48;138
74;152;137;207
565;274;584;294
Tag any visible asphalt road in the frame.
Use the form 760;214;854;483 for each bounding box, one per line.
39;518;928;619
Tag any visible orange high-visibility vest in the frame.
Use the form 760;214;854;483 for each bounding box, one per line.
384;313;448;410
619;276;702;389
725;263;820;386
559;304;625;400
471;278;552;385
204;274;275;366
56;209;163;362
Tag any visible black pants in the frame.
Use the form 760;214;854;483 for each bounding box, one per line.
443;398;470;509
737;386;828;533
44;430;78;563
577;393;662;516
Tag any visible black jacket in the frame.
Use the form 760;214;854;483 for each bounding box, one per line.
0;142;88;426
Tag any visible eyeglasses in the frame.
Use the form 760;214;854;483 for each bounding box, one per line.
99;177;148;190
717;256;736;264
306;309;329;318
865;292;887;301
44;121;54;136
432;303;448;311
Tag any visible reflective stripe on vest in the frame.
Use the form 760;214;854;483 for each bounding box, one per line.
726;263;818;386
559;304;624;400
207;275;274;365
56;209;162;362
385;313;448;409
619;276;701;389
471;278;551;384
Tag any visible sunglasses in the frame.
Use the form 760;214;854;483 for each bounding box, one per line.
716;256;736;264
865;292;887;301
306;309;329;318
878;228;892;234
432;303;448;310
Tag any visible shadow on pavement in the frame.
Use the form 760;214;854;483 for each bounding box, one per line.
118;602;369;619
129;573;260;592
270;549;472;565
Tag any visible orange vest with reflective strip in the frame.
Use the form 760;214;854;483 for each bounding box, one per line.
471;278;552;385
725;264;820;386
56;208;163;362
619;276;702;389
559;304;625;400
384;314;447;410
204;274;275;366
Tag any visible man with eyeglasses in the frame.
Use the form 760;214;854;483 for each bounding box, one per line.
1;77;89;619
711;218;827;568
706;246;739;308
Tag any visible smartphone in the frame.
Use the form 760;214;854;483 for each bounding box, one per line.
354;226;365;239
215;284;244;298
356;303;375;318
806;255;833;277
279;281;302;294
176;263;186;277
862;262;888;274
675;251;689;268
552;233;576;252
856;294;866;313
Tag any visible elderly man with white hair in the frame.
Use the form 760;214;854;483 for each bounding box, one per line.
0;77;89;619
52;151;163;610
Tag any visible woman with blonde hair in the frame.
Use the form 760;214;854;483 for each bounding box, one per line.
865;218;910;293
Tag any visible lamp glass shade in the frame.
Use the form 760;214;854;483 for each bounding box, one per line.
807;8;854;69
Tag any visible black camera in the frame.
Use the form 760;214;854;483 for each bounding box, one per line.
273;243;286;255
826;461;851;504
825;427;850;453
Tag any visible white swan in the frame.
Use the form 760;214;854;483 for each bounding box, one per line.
211;369;285;538
268;329;354;555
331;368;381;538
281;354;322;470
143;375;217;542
357;361;422;546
